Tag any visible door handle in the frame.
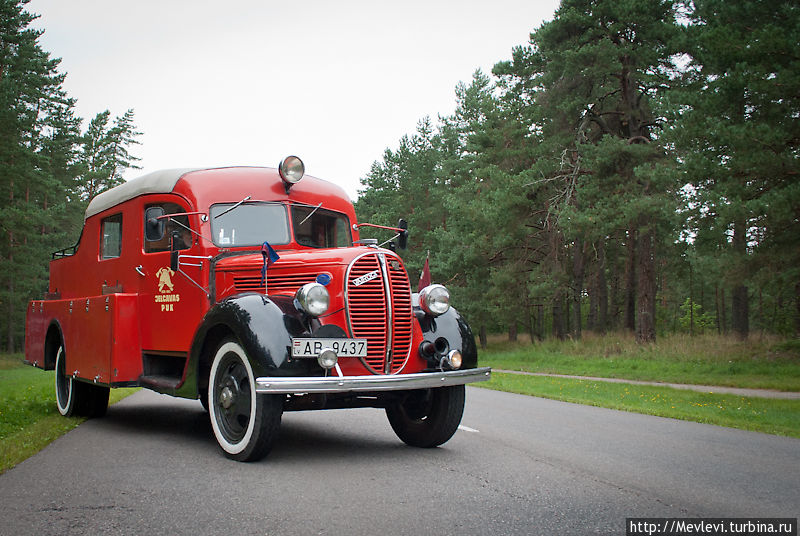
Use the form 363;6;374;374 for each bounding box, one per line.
135;265;145;277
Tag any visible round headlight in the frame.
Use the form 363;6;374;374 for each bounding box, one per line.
419;284;450;317
295;282;329;316
279;155;305;185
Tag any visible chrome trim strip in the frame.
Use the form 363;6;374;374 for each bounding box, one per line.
343;250;375;340
255;367;491;394
376;252;394;373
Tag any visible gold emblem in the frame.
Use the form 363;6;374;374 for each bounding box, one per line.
155;267;180;311
156;267;175;293
155;266;181;313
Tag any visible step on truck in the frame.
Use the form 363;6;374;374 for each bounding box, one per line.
24;156;490;461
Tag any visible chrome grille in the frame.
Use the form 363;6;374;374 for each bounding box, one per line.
346;253;413;374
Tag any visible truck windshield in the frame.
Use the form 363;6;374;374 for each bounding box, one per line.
292;205;352;248
209;202;290;247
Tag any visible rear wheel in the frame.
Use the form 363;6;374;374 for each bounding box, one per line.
55;345;77;417
208;340;283;461
54;344;109;418
386;385;465;448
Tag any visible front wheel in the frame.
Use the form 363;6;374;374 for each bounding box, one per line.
386;385;465;448
208;339;283;461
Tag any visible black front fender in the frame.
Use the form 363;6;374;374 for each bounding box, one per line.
417;306;478;370
177;293;314;399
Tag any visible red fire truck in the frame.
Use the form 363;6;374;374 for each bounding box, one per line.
24;157;490;461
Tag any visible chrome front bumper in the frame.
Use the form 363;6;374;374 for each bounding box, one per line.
255;367;491;394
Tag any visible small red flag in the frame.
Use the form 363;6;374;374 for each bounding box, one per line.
418;253;431;292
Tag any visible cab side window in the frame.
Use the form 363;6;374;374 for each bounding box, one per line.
144;203;192;253
101;213;123;259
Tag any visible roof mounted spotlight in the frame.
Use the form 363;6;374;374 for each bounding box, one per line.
279;156;305;193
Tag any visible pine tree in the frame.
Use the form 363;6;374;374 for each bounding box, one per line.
504;0;684;342
675;0;800;339
0;0;81;350
0;1;141;350
76;108;142;200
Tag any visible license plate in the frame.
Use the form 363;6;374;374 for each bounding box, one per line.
291;338;368;358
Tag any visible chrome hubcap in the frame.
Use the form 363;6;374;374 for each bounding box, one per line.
220;386;235;409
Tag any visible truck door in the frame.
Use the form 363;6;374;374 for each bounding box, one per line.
137;197;207;354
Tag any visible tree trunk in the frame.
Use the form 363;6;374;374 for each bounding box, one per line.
795;282;800;337
527;305;536;344
508;323;517;342
552;292;565;341
6;279;14;353
538;304;544;341
624;227;637;332
608;243;620;330
636;226;656;343
572;237;585;340
597;242;608;333
731;217;749;340
732;285;749;340
689;263;694;336
479;325;487;350
6;231;14;353
720;287;727;334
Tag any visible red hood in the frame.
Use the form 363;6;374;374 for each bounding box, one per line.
212;246;409;302
214;246;397;273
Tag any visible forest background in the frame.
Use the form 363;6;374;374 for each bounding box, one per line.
355;0;799;347
1;0;798;352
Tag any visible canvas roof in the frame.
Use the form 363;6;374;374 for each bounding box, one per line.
84;168;198;219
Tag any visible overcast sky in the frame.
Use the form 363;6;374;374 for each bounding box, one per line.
28;0;559;199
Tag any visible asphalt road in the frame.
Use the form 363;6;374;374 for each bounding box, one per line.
1;387;797;535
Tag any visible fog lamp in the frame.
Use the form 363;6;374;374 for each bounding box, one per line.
445;350;463;370
295;282;330;317
279;155;305;186
419;284;450;317
317;348;338;370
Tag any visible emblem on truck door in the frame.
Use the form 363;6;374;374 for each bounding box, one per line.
155;266;180;312
156;267;175;292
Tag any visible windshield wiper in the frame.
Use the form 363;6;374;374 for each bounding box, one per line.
214;196;252;219
298;202;322;226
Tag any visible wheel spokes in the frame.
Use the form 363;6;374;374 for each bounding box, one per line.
215;357;252;440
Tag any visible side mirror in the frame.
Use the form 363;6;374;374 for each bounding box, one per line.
145;206;166;241
170;231;180;271
397;219;408;250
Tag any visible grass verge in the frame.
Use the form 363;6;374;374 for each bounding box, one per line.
0;354;138;475
477;372;800;438
480;333;800;391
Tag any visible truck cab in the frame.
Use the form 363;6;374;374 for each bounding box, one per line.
24;157;490;461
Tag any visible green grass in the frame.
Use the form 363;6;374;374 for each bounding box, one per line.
0;354;137;474
480;333;800;391
480;372;800;438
